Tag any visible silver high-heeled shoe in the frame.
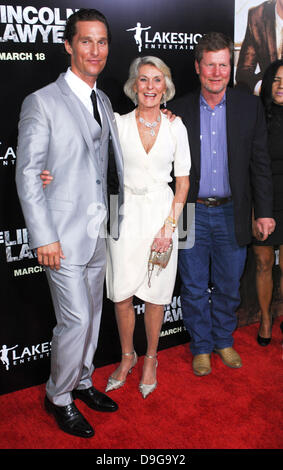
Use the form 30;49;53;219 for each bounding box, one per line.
139;354;158;399
105;351;137;392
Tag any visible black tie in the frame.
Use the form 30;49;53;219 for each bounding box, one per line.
90;90;101;127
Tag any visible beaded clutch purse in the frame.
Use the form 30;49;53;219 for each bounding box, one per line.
147;242;173;287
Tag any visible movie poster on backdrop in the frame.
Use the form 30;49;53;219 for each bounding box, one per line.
234;0;279;94
234;0;283;325
0;0;234;395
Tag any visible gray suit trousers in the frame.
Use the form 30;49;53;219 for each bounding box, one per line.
45;236;106;406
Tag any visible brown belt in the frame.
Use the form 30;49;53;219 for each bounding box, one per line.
196;197;232;207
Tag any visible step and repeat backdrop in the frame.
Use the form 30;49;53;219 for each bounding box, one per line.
0;0;281;395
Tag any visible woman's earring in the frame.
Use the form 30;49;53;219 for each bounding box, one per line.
163;94;167;108
134;93;138;106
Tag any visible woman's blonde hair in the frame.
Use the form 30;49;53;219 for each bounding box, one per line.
123;56;175;105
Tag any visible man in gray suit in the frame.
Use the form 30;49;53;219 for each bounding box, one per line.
16;9;124;438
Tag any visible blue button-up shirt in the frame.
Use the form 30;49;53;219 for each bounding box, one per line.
198;93;231;198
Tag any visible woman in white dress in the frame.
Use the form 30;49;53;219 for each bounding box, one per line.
106;56;191;398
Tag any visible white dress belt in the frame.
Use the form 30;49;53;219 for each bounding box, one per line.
124;183;168;195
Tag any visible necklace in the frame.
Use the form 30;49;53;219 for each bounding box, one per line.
138;113;161;136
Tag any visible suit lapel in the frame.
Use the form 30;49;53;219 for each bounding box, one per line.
189;91;201;177
97;90;124;176
55;74;97;157
226;88;242;190
97;91;118;143
264;1;277;62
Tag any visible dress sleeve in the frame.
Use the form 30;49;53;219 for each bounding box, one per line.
170;117;191;176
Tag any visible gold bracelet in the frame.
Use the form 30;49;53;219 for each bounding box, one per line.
164;217;176;231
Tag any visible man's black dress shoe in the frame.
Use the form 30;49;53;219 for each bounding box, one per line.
73;386;118;412
44;396;94;438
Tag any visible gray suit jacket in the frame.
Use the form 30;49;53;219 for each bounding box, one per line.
16;73;124;265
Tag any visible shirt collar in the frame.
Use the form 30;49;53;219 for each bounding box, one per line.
200;92;226;109
64;67;97;97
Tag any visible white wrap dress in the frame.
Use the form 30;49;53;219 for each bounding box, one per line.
106;110;191;304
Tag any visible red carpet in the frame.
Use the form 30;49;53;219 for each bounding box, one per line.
0;318;282;452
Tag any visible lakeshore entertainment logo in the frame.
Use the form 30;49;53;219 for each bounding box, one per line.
0;5;78;43
0;341;51;371
126;21;202;52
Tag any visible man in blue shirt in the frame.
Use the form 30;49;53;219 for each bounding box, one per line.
171;32;275;376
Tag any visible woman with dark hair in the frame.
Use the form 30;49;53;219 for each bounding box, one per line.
253;59;283;346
